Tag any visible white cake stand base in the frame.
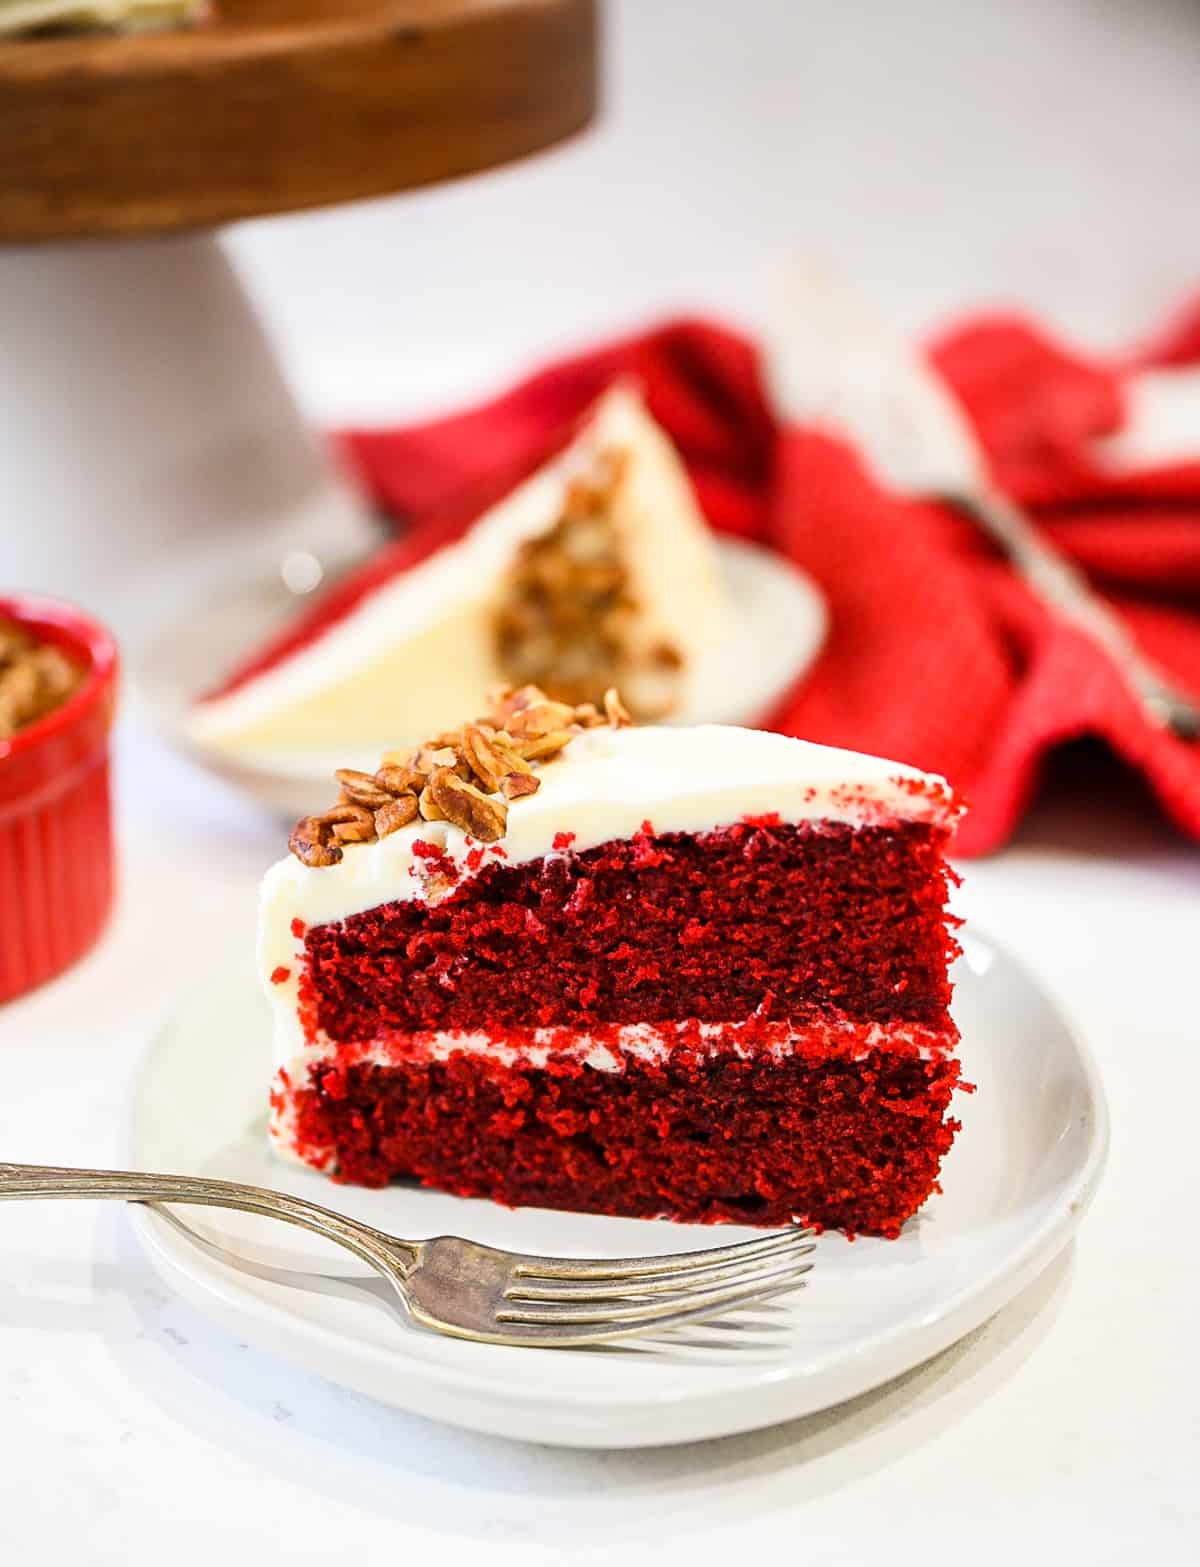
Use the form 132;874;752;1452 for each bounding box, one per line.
0;232;380;646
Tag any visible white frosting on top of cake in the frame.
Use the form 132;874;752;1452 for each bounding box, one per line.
258;722;958;1077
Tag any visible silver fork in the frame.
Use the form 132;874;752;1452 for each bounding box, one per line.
0;1162;816;1348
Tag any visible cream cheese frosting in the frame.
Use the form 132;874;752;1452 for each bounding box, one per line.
260;723;956;937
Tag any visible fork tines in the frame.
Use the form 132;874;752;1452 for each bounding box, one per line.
499;1226;816;1334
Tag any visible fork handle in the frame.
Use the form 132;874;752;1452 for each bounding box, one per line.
0;1161;416;1272
958;487;1200;740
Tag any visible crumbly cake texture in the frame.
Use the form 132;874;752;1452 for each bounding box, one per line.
262;690;967;1237
190;385;725;756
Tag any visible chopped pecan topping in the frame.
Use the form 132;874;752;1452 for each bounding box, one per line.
374;763;424;796
603;687;632;728
489;446;686;718
500;772;541;801
650;641;685;671
374;794;419;837
317;802;375;828
429;729;468;751
506;699;577;741
460;724;513;793
330;819;375;844
486;683;541;728
289;817;343;867
514;728;576;762
415;743;458;773
417;782;445;822
489;731;536;774
0;615;85;741
287;682;632;866
425;766;508;842
0;618;30;665
334;768;393;808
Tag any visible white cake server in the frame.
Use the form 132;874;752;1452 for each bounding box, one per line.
766;267;1199;740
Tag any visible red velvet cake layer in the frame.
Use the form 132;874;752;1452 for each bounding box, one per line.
302;820;958;1040
281;1042;965;1237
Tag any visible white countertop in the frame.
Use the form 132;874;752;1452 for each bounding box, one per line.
1;715;1197;1563
6;0;1200;1545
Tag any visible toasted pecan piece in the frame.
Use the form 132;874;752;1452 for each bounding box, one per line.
374;795;420;837
0;616;33;665
429;729;467;751
500;772;540;801
460;723;514;793
316;802;376;829
414;743;459;775
317;801;376;845
417;782;446;822
603;687;632;728
506;699;578;740
489;731;534;774
426;766;508;842
289;816;343;867
514;728;576;762
0;616;84;740
487;683;544;727
374;763;424;797
335;768;393;808
331;818;376;844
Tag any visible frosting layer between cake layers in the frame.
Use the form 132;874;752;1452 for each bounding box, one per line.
261;723;961;1142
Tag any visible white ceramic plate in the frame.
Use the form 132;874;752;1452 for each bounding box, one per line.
128;929;1107;1448
133;536;827;820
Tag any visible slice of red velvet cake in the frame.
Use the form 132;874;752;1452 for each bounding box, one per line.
261;687;966;1236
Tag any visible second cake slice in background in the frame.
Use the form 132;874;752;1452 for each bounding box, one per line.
189;386;726;758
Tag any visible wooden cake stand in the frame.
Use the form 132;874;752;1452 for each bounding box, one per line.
0;0;597;637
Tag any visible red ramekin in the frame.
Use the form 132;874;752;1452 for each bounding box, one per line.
0;595;119;1003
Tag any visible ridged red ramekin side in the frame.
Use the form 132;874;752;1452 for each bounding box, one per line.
0;596;118;1003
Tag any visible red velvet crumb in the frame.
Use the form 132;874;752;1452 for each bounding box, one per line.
284;817;964;1238
283;1046;964;1236
302;821;958;1036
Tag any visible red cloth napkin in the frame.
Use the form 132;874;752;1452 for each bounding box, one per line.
337;305;1200;856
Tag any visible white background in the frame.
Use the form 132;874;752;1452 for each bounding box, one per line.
230;0;1200;423
3;1;1200;1561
